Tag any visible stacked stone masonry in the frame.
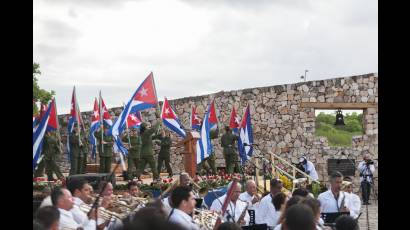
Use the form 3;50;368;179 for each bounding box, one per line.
56;73;378;192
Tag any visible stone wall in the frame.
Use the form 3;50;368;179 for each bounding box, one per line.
56;73;378;191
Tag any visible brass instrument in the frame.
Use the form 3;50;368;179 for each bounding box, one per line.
236;204;249;225
78;203;125;222
193;209;220;230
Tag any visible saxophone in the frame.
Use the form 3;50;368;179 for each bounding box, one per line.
236;204;249;225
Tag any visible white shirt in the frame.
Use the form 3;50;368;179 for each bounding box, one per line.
40;195;52;208
271;211;281;228
168;208;200;230
72;197;89;225
303;161;319;181
317;190;350;214
255;194;277;227
58;208;96;230
162;197;172;215
210;194;250;225
346;192;361;219
239;192;259;210
358;161;375;183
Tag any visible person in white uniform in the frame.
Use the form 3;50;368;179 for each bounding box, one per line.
299;156;319;181
342;178;361;219
210;181;250;226
168;185;200;230
51;187;97;230
239;180;261;211
317;171;350;214
255;178;283;228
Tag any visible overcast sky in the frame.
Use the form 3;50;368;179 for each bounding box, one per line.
33;0;377;114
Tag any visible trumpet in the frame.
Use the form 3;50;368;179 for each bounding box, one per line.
78;203;125;222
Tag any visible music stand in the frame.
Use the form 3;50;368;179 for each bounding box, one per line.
321;212;350;226
241;224;267;230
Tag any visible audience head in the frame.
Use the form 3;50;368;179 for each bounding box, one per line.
335;215;360;230
35;206;60;230
272;192;287;211
330;171;344;193
284;204;316;230
170;186;196;214
270;178;283;195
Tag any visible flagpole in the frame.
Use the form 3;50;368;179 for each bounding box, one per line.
123;103;132;149
74;87;81;146
53;97;63;153
99;91;104;164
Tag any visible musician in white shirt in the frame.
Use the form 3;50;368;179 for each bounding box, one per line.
51;187;97;230
210;181;250;225
255;178;283;228
317;171;350;214
163;173;192;214
342;178;361;219
239;180;261;210
168;186;200;230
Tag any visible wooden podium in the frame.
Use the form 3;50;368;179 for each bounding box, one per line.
177;131;200;178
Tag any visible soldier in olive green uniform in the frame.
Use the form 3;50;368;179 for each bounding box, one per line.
43;132;64;181
123;128;142;179
96;126;114;173
221;126;240;174
136;121;160;180
78;134;89;174
155;130;173;177
69;128;82;175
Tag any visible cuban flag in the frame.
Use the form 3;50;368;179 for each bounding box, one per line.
46;99;58;132
136;111;142;122
99;95;113;127
238;105;254;163
33;116;37;132
196;105;212;164
208;100;218;131
229;106;241;134
191;105;201;131
126;113;142;129
33;101;52;171
89;98;101;159
67;86;82;161
110;72;158;158
110;72;158;138
161;97;186;138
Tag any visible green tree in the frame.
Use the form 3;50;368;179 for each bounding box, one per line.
33;63;55;115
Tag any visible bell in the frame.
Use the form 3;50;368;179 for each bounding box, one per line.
334;109;345;126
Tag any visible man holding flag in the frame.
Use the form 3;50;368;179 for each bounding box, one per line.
136;119;161;180
96;125;114;173
122;127;142;179
42;131;65;181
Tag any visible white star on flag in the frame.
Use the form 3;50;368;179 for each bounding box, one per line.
130;114;137;121
165;108;170;114
235;116;241;125
194;115;200;122
139;87;148;97
93;111;99;118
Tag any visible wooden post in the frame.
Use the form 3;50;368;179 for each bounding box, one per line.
177;131;200;178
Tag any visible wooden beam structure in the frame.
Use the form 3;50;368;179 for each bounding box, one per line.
300;102;377;109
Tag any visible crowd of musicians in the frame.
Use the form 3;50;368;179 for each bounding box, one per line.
34;117;375;230
34;169;367;230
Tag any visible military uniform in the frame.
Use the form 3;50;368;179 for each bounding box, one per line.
78;136;89;174
123;131;142;179
136;122;160;179
221;130;240;174
69;133;82;175
156;134;173;177
43;134;64;180
96;129;114;173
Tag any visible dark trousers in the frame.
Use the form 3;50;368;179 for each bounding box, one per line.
361;181;371;203
157;155;172;176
